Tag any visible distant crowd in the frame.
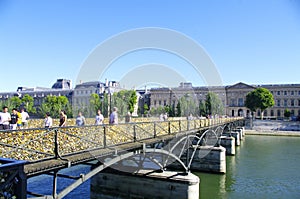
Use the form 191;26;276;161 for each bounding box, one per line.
0;106;30;130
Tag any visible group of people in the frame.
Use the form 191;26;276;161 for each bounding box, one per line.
44;110;67;128
0;106;30;130
44;107;119;128
74;107;119;126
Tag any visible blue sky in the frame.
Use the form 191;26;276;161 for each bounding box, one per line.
0;0;300;91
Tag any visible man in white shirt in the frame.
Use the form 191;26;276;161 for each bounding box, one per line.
95;110;104;125
20;108;29;128
44;112;53;128
1;106;11;130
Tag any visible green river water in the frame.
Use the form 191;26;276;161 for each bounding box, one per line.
195;134;300;199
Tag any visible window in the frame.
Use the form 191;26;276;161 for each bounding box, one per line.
298;109;300;116
238;98;244;106
291;99;295;106
154;100;157;106
159;100;161;106
230;99;235;106
277;91;280;95
298;100;300;106
271;110;274;116
284;99;288;106
277;110;281;117
291;91;294;95
299;91;300;95
164;100;167;106
284;91;287;95
264;110;268;116
277;100;280;107
291;110;295;116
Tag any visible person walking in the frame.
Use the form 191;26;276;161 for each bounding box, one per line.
10;108;19;130
59;110;67;127
76;111;86;126
20;108;29;128
95;110;104;125
44;112;53;128
125;112;131;123
1;106;11;130
109;107;118;125
16;109;22;129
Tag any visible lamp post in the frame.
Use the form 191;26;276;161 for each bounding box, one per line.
97;80;115;118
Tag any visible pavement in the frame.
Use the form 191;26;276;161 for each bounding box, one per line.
245;120;300;136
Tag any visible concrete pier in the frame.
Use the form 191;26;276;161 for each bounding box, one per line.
220;136;235;155
190;146;226;173
223;131;241;146
91;169;199;199
233;128;244;140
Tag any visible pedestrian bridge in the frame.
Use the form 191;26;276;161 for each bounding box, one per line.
0;117;244;199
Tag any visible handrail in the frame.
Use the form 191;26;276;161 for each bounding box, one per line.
0;117;244;162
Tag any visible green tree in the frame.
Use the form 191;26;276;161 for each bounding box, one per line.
10;96;22;109
21;94;36;114
284;109;291;118
143;103;149;115
245;88;274;119
176;101;181;117
111;90;137;117
199;100;206;116
90;93;101;114
205;92;224;116
39;95;71;118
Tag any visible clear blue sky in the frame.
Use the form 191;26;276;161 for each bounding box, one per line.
1;0;300;91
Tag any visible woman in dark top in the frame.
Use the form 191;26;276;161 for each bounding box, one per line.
59;110;67;127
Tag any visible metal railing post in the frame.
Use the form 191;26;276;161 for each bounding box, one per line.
154;122;156;138
133;124;137;142
168;121;171;135
103;126;107;148
179;120;181;132
54;129;59;159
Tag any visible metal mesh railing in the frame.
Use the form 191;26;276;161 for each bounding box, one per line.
0;117;244;162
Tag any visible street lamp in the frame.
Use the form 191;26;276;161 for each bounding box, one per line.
97;80;115;118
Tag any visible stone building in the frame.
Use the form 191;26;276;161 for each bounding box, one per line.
0;79;73;111
149;82;300;119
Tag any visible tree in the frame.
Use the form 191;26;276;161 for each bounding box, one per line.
21;94;36;114
90;93;101;114
245;88;274;119
284;109;291;119
205;92;224;116
10;96;22;109
143;103;149;115
199;100;206;117
39;95;71;118
176;101;181;117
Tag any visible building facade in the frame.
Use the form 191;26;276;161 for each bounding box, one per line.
1;80;300;119
149;82;300;119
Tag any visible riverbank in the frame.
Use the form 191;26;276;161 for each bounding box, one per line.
245;120;300;137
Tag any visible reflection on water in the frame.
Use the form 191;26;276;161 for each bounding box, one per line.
196;135;300;199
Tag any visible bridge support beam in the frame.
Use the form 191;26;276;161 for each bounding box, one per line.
189;146;226;173
222;131;241;146
91;169;199;199
220;136;235;155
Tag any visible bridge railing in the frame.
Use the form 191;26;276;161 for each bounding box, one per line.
0;117;243;162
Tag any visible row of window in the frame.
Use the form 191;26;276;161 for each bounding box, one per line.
276;99;300;107
257;109;300;117
75;90;94;95
271;90;300;96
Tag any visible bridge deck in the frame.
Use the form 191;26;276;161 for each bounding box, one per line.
0;118;244;177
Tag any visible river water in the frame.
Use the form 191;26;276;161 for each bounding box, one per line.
27;134;300;199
